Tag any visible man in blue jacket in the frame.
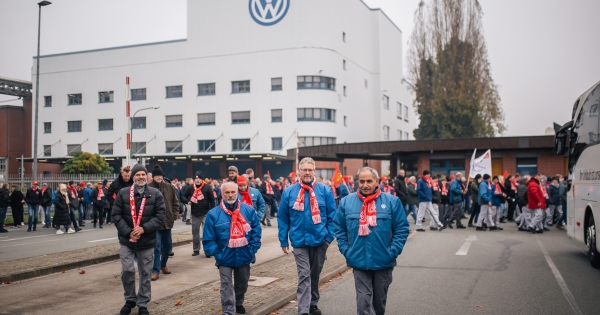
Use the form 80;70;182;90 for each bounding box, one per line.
278;157;336;315
334;167;409;315
203;182;261;315
447;172;467;229
416;170;444;232
477;174;498;231
83;183;93;221
237;176;265;220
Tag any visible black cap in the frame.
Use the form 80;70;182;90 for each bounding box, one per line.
152;164;164;177
423;170;430;176
483;174;491;180
131;164;147;176
475;174;482;180
195;170;204;179
68;180;74;185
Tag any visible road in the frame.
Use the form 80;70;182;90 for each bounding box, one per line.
282;222;600;315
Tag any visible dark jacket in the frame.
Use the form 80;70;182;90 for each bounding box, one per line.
181;182;216;217
449;178;464;204
91;188;108;209
407;182;418;205
505;179;517;201
517;180;528;208
149;180;180;230
25;187;42;205
52;193;72;226
67;188;79;208
0;187;9;208
40;188;52;207
394;175;408;204
107;173;133;207
259;182;275;206
9;189;24;211
471;181;479;204
558;181;567;204
112;185;166;250
417;178;432;203
548;184;560;206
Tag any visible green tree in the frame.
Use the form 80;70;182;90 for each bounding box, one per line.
61;151;114;174
407;0;505;140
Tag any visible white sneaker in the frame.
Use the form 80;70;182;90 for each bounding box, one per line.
21;222;25;225
67;228;75;234
56;230;65;235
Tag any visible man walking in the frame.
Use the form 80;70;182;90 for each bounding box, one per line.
0;183;9;233
415;171;444;232
393;170;408;210
112;164;166;315
25;181;42;232
278;157;336;315
40;183;52;228
527;174;546;234
203;182;262;315
447;172;467;229
237;176;265;220
91;181;108;228
181;170;216;257
476;174;498;231
260;174;276;226
67;181;82;232
334;167;410;315
148;165;180;281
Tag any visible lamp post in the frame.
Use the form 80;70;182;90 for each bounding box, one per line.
130;106;159;162
33;1;52;180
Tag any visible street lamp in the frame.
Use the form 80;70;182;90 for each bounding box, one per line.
32;0;52;180
130;106;159;162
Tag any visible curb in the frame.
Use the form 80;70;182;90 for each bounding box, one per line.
1;238;192;283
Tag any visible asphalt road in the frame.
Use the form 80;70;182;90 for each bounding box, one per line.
282;221;600;315
0;220;192;262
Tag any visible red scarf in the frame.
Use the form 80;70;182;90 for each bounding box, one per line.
129;185;146;243
42;186;48;194
220;200;251;248
511;179;517;191
191;182;205;203
32;187;38;191
68;186;77;199
541;184;549;199
431;180;440;191
441;182;448;196
239;189;253;206
425;178;432;188
382;183;393;194
265;181;274;195
356;189;382;236
292;180;321;224
97;187;104;200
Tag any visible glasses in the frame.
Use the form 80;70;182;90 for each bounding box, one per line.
299;169;315;173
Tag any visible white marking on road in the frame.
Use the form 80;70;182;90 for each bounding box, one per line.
455;235;477;255
88;237;118;243
535;236;583;315
0;229;93;242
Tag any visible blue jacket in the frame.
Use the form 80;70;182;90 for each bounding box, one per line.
83;187;92;204
478;180;492;205
490;184;502;206
334;191;409;271
244;187;265;219
278;181;336;248
51;189;59;204
548;184;560;206
449;179;464;204
337;183;351;200
202;201;262;268
417;178;432;203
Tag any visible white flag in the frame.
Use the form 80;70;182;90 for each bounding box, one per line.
469;149;492;178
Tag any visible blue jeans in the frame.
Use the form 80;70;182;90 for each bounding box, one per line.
44;205;52;225
558;202;567;226
153;229;173;274
78;203;85;224
27;204;39;228
406;204;417;223
0;207;7;230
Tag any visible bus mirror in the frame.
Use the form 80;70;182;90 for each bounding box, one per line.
555;134;566;155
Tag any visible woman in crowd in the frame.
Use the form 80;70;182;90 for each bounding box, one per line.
9;185;24;228
53;184;75;234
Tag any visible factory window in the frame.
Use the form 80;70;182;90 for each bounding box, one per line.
44;122;51;133
98;143;113;155
297;76;336;91
343;32;346;42
383;95;389;110
67;121;81;132
98;91;114;103
166;141;183;153
271;78;283;91
131;142;146;154
316;169;334;180
397;130;402;140
405;132;409;140
299;137;336;147
272;137;283;151
198;83;216;96
44;96;52;107
397;102;402;119
198;140;216;152
131;88;146;101
232;139;251;152
197;113;216;126
365;79;368;88
271;109;282;123
43;145;51;157
68;93;82;105
343;60;346;70
344;116;347;126
383;125;390;140
232;111;251;124
132;117;146;129
166;115;183;128
67;144;82;154
232;80;250;94
343;86;347;96
297;108;336;122
166;85;183;98
404;106;409;122
98;119;113;131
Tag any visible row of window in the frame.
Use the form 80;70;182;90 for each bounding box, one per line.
382;125;410;140
43;108;332;133
42;76;338;107
382;95;410;122
42;136;336;157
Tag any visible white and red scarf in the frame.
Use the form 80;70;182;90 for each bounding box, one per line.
97;187;104;200
220;200;251;248
191;182;205;203
425;177;433;188
540;184;549;199
494;182;506;197
431;179;440;191
239;189;253;206
441;182;448;196
292;180;321;224
41;186;47;194
129;185;146;243
511;179;518;192
68;186;77;199
357;189;382;236
265;181;274;195
382;183;393;194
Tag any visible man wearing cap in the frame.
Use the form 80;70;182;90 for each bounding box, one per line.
416;170;444;232
148;164;180;280
238;176;265;221
278;157;336;315
259;174;276;227
476;174;495;231
181;170;216;257
228;166;239;183
25;181;42;232
203;181;262;315
112;164;165;315
40;183;53;228
334;167;409;315
91;181;108;228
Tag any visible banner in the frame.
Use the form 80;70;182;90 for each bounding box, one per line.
331;164;343;188
469;149;492;178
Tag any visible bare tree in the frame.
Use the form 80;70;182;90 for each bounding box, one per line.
407;0;505;139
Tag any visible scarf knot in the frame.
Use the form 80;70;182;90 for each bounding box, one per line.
292;180;321;224
220;201;251;248
239;189;253;206
356;189;382;236
191;182;205;203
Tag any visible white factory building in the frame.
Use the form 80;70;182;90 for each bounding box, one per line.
32;0;415;180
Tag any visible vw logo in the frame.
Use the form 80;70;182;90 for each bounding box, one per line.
249;0;290;26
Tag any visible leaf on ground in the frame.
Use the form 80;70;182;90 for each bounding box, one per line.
189;242;193;245
476;304;484;308
175;300;182;306
336;273;342;277
3;279;11;284
79;270;86;274
62;268;66;273
95;244;101;247
214;287;220;291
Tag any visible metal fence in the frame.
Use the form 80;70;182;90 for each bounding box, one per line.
3;174;119;190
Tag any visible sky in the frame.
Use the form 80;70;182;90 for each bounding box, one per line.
1;0;599;137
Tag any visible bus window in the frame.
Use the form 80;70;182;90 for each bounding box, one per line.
569;85;600;174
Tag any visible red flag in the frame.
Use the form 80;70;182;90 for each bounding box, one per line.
503;170;508;178
268;170;271;178
331;164;343;188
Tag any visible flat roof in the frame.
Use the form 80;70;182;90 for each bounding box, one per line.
34;39;187;59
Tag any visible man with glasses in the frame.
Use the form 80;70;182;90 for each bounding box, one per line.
278;157;336;315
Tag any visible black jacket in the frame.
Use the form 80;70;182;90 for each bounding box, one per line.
9;189;24;209
107;174;133;206
407;182;419;205
52;193;72;226
394;175;408;204
25;188;42;205
517;180;528;208
259;182;274;206
112;185;165;250
181;182;216;217
67;188;79;208
40;188;53;207
0;188;10;208
91;188;108;208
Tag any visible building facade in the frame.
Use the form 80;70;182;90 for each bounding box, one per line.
31;0;415;180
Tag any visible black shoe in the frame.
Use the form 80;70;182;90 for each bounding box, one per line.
185;220;192;225
236;305;246;314
496;226;504;231
267;223;272;226
75;227;82;232
430;227;438;231
499;219;507;223
456;225;466;229
169;251;174;257
192;251;199;256
416;228;426;232
33;226;36;231
205;253;212;258
548;224;553;227
489;226;499;231
482;223;488;228
120;301;136;315
260;219;266;226
422;218;426;223
138;307;149;315
99;225;103;229
0;229;7;233
529;227;536;234
475;227;487;231
447;224;454;229
309;305;322;315
27;227;32;232
518;227;529;231
468;224;475;227
80;224;85;227
508;219;515;222
537;230;544;234
93;223;96;228
461;215;468;219
543;227;550;231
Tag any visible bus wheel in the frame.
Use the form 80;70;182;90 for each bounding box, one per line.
587;215;600;269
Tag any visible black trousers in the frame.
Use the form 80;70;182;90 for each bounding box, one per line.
507;199;516;220
468;202;481;226
93;206;104;225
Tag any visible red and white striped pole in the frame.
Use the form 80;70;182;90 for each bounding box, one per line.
126;76;131;166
